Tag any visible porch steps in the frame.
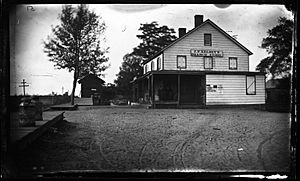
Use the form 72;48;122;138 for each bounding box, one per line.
152;103;205;109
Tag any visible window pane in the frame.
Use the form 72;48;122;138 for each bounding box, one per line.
177;56;186;68
204;57;212;69
204;34;212;46
246;76;255;94
157;57;161;70
229;57;237;69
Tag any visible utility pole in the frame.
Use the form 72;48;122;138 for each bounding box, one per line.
19;79;29;96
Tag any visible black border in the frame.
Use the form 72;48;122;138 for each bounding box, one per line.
1;0;297;179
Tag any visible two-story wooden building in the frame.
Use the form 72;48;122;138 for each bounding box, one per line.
131;15;266;108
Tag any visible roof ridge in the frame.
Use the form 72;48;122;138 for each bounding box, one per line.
142;18;253;65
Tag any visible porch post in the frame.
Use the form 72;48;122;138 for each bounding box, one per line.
177;74;180;107
151;74;155;108
148;76;150;102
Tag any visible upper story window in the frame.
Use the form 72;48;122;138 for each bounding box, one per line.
144;64;148;73
204;56;213;69
177;55;187;69
151;61;154;71
229;57;237;70
204;33;212;46
246;75;256;95
157;57;161;70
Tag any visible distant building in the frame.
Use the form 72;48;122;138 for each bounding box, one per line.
265;78;291;112
131;15;266;108
78;74;105;98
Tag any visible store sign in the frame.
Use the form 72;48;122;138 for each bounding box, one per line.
190;49;223;57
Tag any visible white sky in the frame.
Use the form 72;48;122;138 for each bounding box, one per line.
10;4;292;96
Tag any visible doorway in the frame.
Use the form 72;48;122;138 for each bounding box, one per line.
180;75;205;105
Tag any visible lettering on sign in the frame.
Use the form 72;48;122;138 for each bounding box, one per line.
190;49;223;57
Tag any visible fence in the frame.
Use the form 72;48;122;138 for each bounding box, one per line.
9;95;71;111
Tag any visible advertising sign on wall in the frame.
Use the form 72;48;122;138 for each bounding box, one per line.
190;49;223;57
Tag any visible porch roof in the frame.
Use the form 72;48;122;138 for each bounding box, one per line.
130;70;265;83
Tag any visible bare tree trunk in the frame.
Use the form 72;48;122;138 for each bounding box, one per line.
70;69;78;105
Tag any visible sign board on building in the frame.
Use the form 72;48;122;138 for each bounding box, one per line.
190;49;223;57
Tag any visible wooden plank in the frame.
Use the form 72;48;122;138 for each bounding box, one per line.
206;74;265;104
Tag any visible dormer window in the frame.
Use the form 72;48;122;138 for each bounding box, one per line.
204;33;212;46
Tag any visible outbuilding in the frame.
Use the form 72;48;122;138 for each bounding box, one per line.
131;15;266;108
78;74;105;98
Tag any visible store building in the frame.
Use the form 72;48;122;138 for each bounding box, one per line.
131;15;266;108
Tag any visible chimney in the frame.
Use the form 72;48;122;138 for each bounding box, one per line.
194;15;203;28
178;28;186;38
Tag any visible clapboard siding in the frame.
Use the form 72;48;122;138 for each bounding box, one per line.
163;23;249;71
206;74;265;105
144;54;163;74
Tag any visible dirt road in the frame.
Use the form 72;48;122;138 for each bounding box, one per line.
13;106;290;176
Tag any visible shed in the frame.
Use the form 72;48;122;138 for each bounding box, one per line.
78;74;105;98
265;78;291;112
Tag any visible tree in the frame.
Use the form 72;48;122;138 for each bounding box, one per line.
114;54;143;98
43;4;109;105
115;22;177;98
131;21;177;59
256;17;293;79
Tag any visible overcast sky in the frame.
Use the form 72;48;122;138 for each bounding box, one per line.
10;4;292;96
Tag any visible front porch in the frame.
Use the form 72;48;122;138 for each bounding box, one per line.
132;71;206;108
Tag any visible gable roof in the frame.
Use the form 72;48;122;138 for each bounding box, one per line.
78;74;105;84
142;19;253;65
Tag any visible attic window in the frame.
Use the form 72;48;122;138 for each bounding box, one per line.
204;33;212;46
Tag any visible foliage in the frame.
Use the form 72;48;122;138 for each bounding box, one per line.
43;5;109;104
114;54;143;98
115;22;177;99
256;17;293;79
131;21;177;59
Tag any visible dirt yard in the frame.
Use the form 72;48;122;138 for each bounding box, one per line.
12;106;290;176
